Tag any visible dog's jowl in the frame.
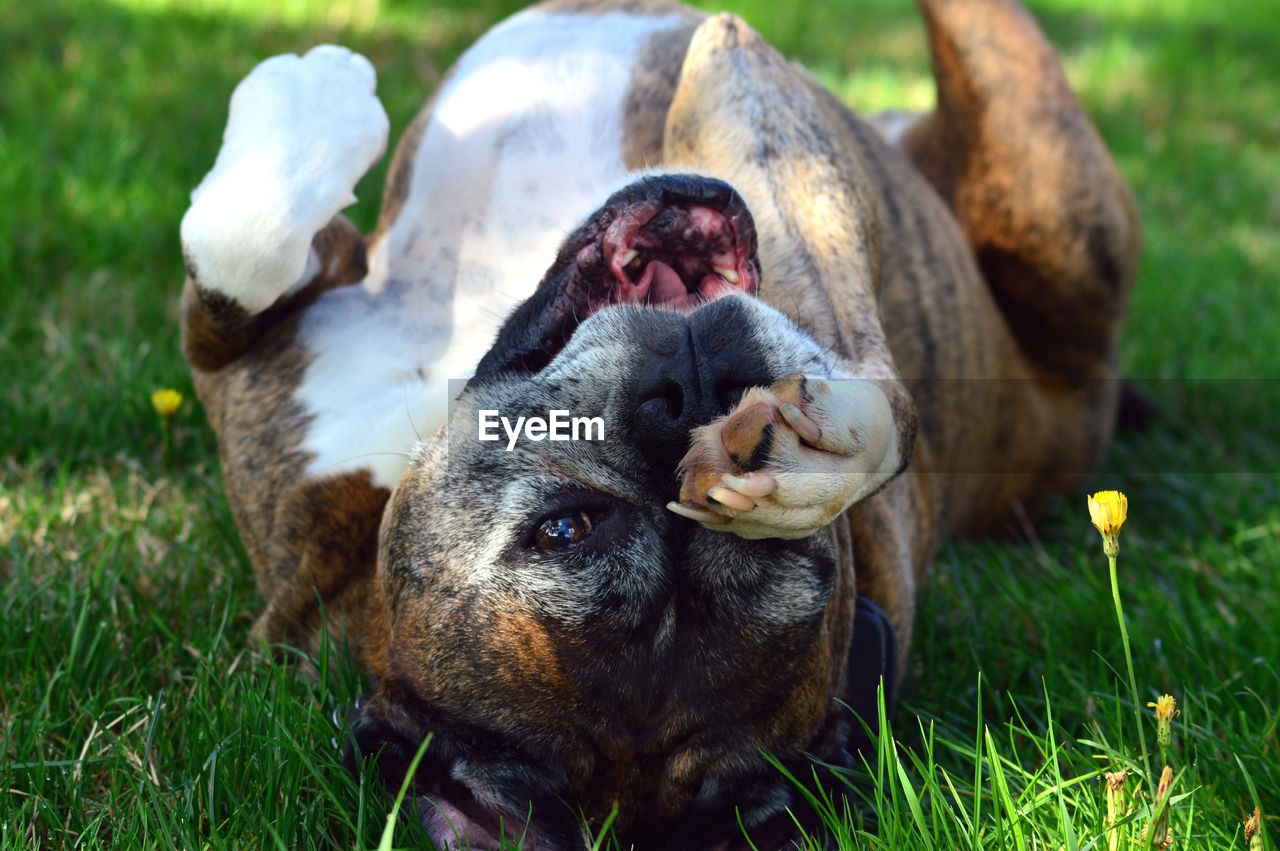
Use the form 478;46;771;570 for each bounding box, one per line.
179;0;1138;847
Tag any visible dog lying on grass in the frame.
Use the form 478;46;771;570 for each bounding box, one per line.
178;0;1138;846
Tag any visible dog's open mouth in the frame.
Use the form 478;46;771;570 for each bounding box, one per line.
471;175;760;382
601;194;758;312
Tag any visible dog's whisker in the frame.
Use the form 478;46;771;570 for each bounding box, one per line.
401;384;423;442
335;450;413;465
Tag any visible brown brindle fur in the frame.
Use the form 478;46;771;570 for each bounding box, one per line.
657;4;1136;670
621;23;699;170
901;0;1140;375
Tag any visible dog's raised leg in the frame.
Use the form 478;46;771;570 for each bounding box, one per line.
661;15;918;540
661;15;935;684
899;0;1141;377
179;45;388;371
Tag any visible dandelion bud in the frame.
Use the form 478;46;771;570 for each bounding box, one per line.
1088;490;1128;557
1147;694;1178;752
1144;765;1174;850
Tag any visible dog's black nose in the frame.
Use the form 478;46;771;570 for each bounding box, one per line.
628;298;775;470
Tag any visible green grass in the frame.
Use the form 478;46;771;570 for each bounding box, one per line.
2;0;1277;847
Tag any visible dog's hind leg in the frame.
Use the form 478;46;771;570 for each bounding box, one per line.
899;0;1140;379
179;45;389;372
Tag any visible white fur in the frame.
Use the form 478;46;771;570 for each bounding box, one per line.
180;46;388;312
293;10;689;488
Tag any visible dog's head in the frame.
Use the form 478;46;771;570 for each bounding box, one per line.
347;175;862;850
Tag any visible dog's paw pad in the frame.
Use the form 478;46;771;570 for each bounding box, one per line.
676;386;780;510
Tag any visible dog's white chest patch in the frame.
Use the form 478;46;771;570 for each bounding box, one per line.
293;10;687;489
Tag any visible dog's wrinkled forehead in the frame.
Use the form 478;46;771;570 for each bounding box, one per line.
438;373;651;504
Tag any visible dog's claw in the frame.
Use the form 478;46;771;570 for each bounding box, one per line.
708;485;755;512
779;401;821;445
667;501;730;525
720;471;777;498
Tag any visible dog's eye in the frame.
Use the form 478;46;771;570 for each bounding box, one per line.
535;510;595;550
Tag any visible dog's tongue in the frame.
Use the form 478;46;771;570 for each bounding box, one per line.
420;794;556;851
648;261;685;302
420;795;502;850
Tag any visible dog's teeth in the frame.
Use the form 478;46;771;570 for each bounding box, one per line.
620;249;640;268
713;265;740;284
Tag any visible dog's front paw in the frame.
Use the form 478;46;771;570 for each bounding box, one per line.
671;375;901;539
180;46;389;312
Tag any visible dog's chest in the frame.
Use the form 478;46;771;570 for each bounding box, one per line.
292;9;689;488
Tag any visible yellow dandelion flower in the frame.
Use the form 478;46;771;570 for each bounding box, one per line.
151;388;183;419
1147;694;1178;722
1090;489;1149;779
1088;490;1127;557
1088;490;1127;534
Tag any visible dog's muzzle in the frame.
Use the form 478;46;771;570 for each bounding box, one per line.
626;296;775;469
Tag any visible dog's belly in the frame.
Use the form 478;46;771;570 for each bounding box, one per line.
292;8;690;488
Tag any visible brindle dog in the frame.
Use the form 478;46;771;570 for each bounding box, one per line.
178;0;1138;846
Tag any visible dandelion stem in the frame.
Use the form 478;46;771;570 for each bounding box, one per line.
1108;551;1153;788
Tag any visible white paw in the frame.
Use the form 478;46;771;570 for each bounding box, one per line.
671;375;902;540
180;45;389;312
